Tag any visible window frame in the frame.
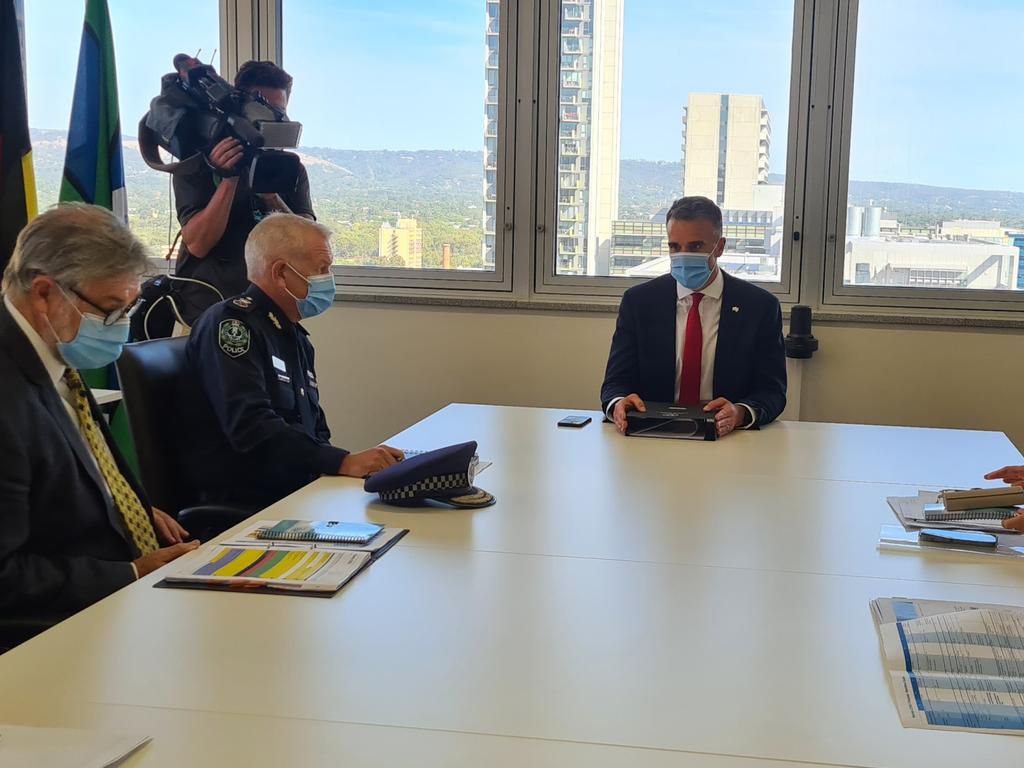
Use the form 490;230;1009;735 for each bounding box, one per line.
820;0;1024;314
259;0;1024;322
275;0;519;293
531;0;811;303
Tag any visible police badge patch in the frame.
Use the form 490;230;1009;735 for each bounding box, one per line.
218;319;251;358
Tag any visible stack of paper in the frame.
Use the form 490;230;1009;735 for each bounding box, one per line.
871;597;1024;734
887;491;1015;533
0;724;149;768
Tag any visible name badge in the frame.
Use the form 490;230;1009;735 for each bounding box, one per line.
272;355;287;373
276;373;291;384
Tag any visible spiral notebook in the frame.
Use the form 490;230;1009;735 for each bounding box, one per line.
255;520;384;544
922;504;1017;523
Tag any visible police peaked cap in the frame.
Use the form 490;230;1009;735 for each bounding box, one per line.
364;441;495;508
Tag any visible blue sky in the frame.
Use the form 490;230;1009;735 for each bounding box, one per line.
23;0;219;139
21;0;1024;192
850;0;1024;192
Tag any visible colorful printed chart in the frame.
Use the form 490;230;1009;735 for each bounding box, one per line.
164;546;371;593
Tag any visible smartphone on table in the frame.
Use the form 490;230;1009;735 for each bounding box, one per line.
557;415;592;428
919;528;998;548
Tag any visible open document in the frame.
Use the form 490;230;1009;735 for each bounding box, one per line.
159;546;371;596
872;597;1024;734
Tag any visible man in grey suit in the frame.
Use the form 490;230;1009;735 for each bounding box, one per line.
0;204;198;643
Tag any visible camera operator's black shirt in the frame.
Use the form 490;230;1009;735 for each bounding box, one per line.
172;163;314;324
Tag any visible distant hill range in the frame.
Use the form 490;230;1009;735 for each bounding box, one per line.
29;129;1024;237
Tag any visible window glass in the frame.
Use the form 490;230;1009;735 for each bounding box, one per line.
844;0;1024;291
554;0;794;281
283;0;500;271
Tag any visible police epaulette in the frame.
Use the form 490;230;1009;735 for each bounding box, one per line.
230;296;256;312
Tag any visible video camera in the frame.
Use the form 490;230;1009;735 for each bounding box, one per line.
139;54;303;193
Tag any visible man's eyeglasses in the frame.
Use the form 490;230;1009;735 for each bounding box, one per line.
60;284;143;327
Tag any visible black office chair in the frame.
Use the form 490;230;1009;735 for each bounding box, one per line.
117;337;253;541
0;615;66;654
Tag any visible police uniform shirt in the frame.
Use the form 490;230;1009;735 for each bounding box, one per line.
177;283;346;506
172;163;315;324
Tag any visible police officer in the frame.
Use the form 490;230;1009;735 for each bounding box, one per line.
177;213;403;509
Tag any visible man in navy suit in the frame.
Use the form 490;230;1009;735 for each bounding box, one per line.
601;196;786;438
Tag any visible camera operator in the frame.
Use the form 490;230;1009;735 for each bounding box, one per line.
173;60;315;325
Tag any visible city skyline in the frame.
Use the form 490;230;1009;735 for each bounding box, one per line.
16;0;1024;194
16;0;1024;286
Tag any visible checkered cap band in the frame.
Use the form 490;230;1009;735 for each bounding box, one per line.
378;472;472;502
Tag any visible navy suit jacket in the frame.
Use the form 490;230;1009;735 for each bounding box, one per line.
0;301;140;624
600;272;787;426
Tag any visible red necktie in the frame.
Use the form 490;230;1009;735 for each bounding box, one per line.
678;292;704;406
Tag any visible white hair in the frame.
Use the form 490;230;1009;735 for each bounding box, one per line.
244;213;332;278
2;203;150;295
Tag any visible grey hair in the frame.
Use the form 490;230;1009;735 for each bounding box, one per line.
244;213;332;278
666;196;723;237
2;203;150;295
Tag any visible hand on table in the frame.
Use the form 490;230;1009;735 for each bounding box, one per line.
133;541;200;578
981;467;1024;530
152;508;190;545
704;397;749;438
340;445;405;478
612;394;645;434
1003;513;1024;532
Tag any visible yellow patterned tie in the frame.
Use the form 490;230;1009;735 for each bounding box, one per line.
63;369;159;556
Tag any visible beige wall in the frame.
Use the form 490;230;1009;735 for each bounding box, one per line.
304;303;1024;455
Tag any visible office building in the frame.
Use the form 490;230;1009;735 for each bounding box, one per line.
482;1;500;269
1012;233;1024;289
613;200;783;281
485;0;623;275
379;218;423;269
939;219;1007;244
681;93;770;210
845;236;1018;289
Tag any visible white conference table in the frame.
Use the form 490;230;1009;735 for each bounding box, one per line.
3;404;1024;767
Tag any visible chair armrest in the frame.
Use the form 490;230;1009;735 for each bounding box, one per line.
177;505;256;542
0;615;66;652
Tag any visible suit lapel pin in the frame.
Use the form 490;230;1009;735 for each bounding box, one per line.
731;306;740;313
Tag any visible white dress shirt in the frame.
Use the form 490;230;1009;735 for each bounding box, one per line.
607;270;756;427
5;295;82;428
675;268;724;405
4;296;139;575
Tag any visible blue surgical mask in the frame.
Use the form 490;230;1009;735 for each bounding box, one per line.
46;288;131;370
286;264;336;319
670;252;715;291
